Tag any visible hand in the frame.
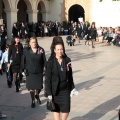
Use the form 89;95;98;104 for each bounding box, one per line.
22;72;25;76
0;66;2;70
70;88;78;97
7;63;10;68
48;95;52;100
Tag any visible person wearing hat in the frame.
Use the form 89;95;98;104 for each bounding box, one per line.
8;36;23;92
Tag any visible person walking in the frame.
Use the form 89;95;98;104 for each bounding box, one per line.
0;44;13;88
8;36;23;92
45;36;76;120
89;22;97;48
76;23;82;43
21;37;46;108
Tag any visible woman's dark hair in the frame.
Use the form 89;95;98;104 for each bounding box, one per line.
49;36;67;59
28;37;39;49
11;36;20;45
5;44;10;49
91;22;96;29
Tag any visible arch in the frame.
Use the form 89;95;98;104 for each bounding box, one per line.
68;4;85;22
36;0;46;12
2;0;11;10
16;0;32;10
0;1;6;24
17;0;28;22
37;1;46;22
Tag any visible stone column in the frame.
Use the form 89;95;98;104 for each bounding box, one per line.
27;10;38;23
5;9;18;40
42;11;46;22
0;0;2;18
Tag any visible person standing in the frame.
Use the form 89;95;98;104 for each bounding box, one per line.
21;37;46;108
0;25;7;51
12;23;19;38
41;22;44;37
20;22;27;40
8;37;23;92
45;36;76;120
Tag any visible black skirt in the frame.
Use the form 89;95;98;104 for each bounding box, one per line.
11;62;20;73
26;73;43;90
53;81;70;112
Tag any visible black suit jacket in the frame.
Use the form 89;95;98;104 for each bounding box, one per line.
45;57;75;96
21;46;46;74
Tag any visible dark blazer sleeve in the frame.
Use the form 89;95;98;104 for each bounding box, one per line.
67;58;75;91
20;43;23;55
41;48;46;69
21;49;26;71
69;64;75;91
45;60;52;96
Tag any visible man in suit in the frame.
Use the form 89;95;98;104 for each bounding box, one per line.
81;22;86;39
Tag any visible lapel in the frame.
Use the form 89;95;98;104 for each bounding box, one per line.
53;57;59;76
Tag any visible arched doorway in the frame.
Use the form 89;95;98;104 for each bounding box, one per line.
38;3;42;22
37;1;46;22
17;0;28;22
69;4;85;22
0;1;6;24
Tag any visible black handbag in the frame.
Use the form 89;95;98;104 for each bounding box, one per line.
46;100;55;111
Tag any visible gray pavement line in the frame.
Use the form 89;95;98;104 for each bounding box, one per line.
75;76;120;81
78;60;120;82
91;60;120;75
0;105;27;109
110;115;118;120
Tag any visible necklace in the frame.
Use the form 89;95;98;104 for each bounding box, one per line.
60;61;63;71
15;45;19;54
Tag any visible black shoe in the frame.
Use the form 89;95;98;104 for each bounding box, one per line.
15;81;19;92
35;95;41;104
31;102;35;108
16;88;19;92
8;85;11;88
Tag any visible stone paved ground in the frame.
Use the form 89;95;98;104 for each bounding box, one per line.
0;36;120;120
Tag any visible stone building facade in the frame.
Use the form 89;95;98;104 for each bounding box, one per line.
0;0;120;39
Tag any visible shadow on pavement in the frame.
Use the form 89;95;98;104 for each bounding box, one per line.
70;94;120;120
66;50;103;62
75;76;104;91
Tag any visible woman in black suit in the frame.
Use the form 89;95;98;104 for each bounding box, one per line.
77;23;82;43
0;25;7;51
21;37;46;108
8;36;23;92
12;23;19;38
89;22;97;48
45;36;75;120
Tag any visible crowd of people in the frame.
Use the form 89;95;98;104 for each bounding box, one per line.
0;20;120;119
66;21;120;48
